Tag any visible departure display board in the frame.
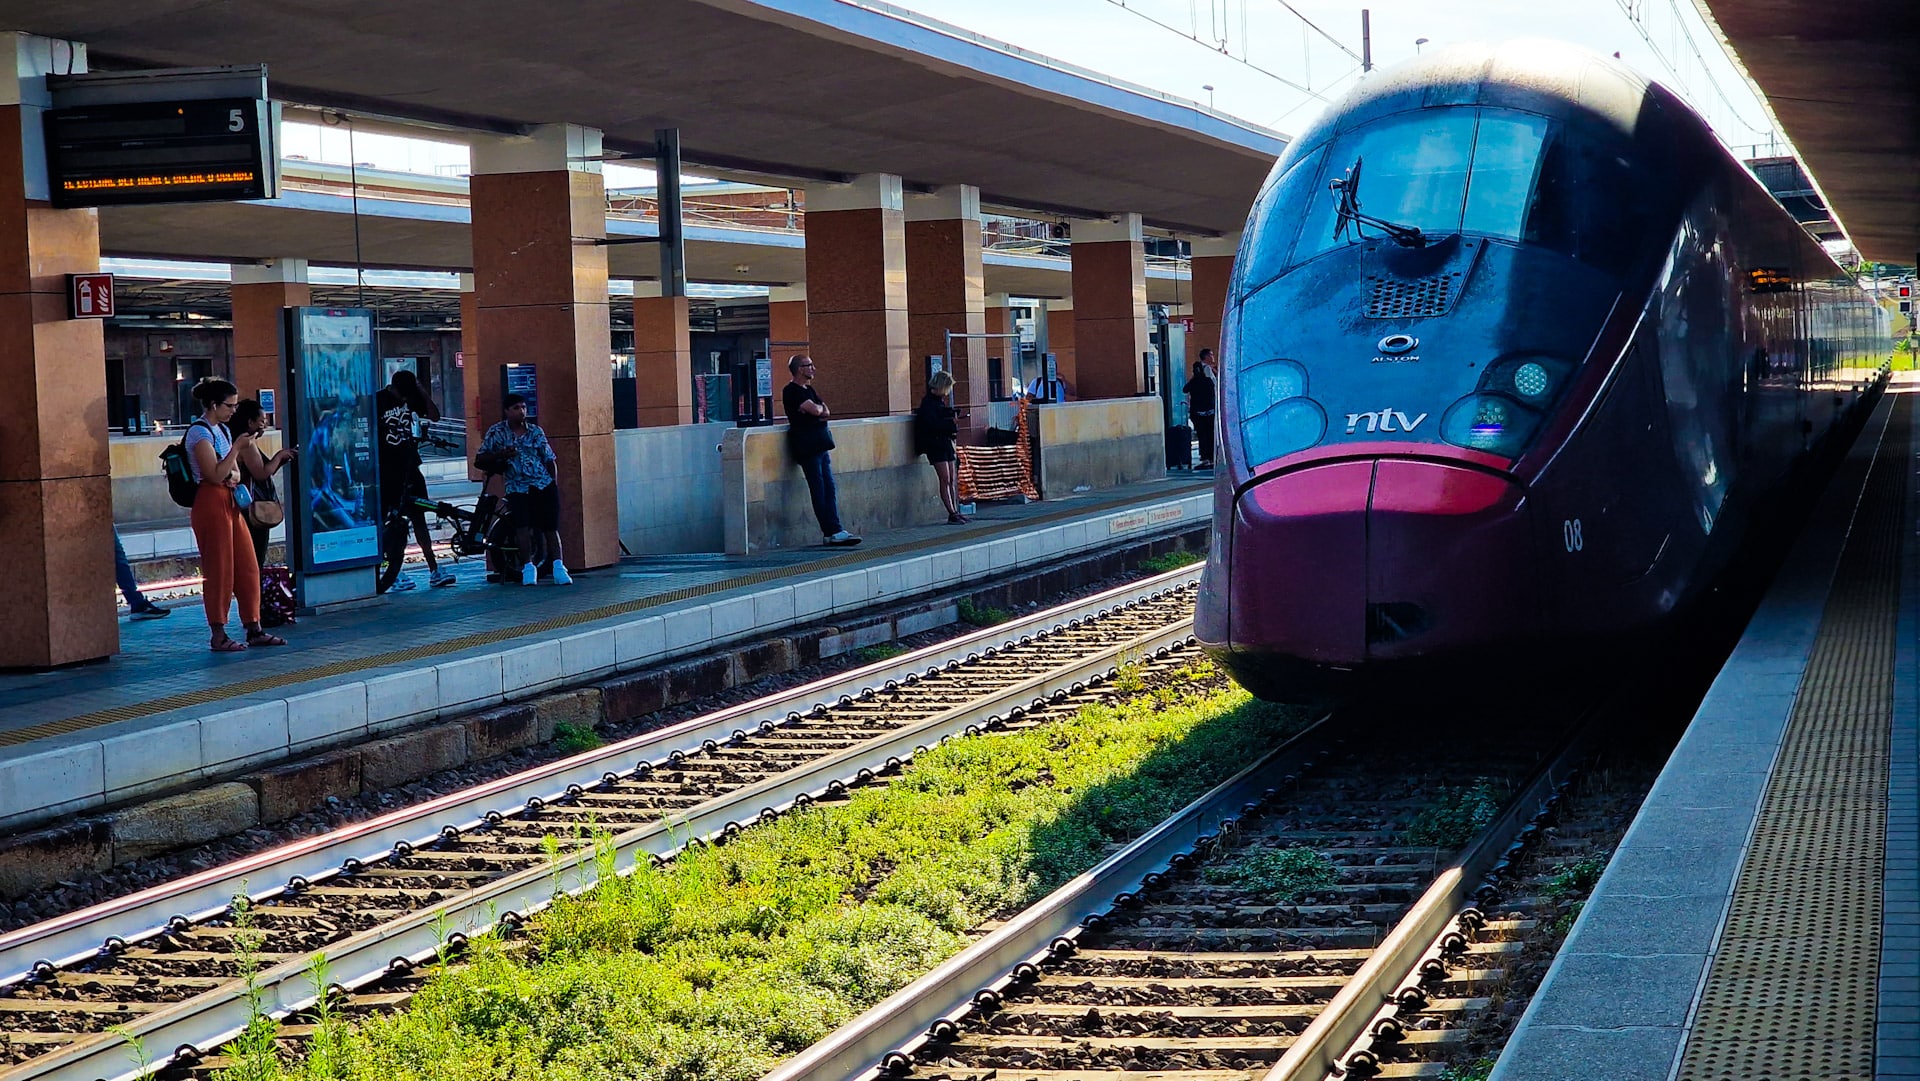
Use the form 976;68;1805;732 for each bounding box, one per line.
44;98;273;209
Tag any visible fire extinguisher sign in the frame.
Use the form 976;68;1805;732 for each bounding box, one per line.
67;273;115;319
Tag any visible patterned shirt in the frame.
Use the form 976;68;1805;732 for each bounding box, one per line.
478;420;556;494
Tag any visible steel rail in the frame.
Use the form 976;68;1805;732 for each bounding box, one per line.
761;714;1338;1081
0;564;1200;992
11;608;1199;1081
1261;720;1600;1081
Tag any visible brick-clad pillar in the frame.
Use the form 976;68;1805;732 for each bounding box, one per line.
459;274;487;477
906;185;987;442
1044;300;1075;390
1190;232;1239;369
469;125;618;569
0;32;116;666
802;174;909;419
1069;214;1149;400
632;285;691;427
768;285;808;357
230;259;309;412
984;293;1012;399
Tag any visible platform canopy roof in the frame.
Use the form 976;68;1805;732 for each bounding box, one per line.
0;0;1286;238
1697;1;1920;265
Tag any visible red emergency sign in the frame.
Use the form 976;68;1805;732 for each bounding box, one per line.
68;273;115;319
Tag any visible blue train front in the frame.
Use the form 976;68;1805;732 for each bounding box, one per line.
1195;41;1890;701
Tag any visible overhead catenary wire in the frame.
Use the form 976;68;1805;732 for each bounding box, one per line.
1097;0;1332;101
1610;0;1773;137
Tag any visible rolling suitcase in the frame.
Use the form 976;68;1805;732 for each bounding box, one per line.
1166;423;1192;470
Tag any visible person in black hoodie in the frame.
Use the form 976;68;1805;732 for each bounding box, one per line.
915;370;965;523
1184;352;1218;469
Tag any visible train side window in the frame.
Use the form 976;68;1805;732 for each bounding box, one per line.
1237;146;1326;296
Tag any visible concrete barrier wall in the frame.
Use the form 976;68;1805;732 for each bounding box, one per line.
723;417;946;553
1034;397;1166;498
615;423;729;554
110;431;285;528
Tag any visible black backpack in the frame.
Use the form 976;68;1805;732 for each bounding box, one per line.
159;420;213;508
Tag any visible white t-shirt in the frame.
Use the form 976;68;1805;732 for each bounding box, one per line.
182;421;233;484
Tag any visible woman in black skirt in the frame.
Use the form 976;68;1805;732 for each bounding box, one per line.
915;370;965;523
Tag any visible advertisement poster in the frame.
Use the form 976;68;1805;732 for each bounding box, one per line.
289;308;381;572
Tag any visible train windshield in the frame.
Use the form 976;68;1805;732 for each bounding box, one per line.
1242;108;1552;285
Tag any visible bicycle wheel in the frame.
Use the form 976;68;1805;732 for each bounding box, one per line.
375;512;411;594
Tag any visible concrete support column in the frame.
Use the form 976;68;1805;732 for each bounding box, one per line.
905;184;987;441
802;174;908;418
1069;213;1149;400
768;285;808;357
470;124;618;569
230;259;309;410
1190;232;1239;368
1044;299;1075;390
0;32;115;667
458;273;486;478
632;284;691;427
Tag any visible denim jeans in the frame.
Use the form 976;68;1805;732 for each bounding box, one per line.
113;532;146;608
797;451;842;536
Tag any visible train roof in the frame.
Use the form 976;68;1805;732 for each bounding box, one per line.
1281;40;1700;168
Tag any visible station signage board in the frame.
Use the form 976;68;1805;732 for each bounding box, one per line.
67;273;114;319
43;66;277;210
45;98;273;209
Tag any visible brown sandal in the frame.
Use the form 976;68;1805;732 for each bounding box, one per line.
211;635;247;653
246;630;288;647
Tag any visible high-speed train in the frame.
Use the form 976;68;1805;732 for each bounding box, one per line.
1195;40;1892;701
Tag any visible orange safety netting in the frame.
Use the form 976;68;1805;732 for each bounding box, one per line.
957;399;1040;503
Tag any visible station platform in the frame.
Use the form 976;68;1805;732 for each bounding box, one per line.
1493;381;1917;1080
1;474;1213;834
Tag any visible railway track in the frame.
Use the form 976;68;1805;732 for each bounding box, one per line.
769;710;1604;1081
0;567;1203;1081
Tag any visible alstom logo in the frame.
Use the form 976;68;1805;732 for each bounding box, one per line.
1345;409;1428;435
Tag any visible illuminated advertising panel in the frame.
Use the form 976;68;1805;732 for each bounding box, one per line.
285;308;381;573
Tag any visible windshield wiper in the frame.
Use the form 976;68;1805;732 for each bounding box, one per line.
1331;157;1427;249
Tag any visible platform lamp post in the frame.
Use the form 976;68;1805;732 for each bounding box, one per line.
1202;84;1214;110
1415;37;1429;54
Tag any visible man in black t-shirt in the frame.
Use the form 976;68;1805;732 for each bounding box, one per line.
375;370;453;587
782;355;861;546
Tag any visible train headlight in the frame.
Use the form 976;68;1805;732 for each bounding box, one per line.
1440;394;1539;457
1513;362;1550;400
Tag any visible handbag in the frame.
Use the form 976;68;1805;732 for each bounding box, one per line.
246;473;284;529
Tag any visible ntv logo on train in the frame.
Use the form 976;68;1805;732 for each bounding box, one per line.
1346;334;1427;435
1344;409;1428;436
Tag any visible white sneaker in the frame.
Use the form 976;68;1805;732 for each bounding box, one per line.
826;530;862;546
551;561;573;586
430;570;457;587
520;563;538;586
390;577;418;592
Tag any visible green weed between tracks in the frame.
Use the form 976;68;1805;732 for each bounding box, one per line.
241;667;1306;1081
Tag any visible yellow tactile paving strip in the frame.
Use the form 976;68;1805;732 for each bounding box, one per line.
0;485;1207;750
1677;394;1907;1081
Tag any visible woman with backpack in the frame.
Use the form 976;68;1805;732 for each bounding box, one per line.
184;378;287;652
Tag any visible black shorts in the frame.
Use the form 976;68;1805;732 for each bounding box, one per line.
507;483;560;532
380;460;429;516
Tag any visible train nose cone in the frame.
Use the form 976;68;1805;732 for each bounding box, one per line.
1228;461;1374;666
1364;459;1534;660
1225;459;1534;671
